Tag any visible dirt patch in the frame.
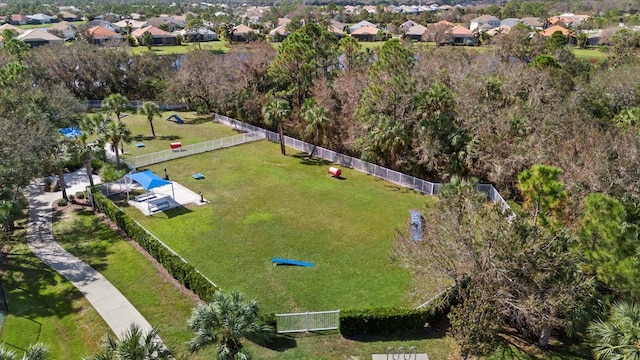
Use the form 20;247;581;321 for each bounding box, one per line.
56;202;203;305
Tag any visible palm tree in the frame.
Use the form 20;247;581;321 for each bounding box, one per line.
50;136;76;201
74;131;102;187
589;302;640;360
137;102;161;138
84;324;170;360
90;115;132;170
187;290;274;359
302;100;330;158
102;94;130;123
262;98;291;156
0;343;50;360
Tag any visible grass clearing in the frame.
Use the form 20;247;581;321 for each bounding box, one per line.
130;42;231;55
572;47;606;60
53;206;218;360
123;140;439;314
0;218;109;358
119;112;238;157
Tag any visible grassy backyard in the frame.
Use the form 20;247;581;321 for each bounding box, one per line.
0;218;109;358
123;140;439;314
130;41;231;55
119;111;238;157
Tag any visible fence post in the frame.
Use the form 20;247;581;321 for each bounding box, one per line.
305;312;310;332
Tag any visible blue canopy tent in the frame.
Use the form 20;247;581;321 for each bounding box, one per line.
59;127;83;139
125;170;175;213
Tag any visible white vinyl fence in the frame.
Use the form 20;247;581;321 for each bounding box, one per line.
276;310;340;333
214;114;511;213
127;132;265;168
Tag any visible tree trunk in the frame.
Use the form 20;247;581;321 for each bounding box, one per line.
538;324;552;349
150;119;156;138
115;146;121;170
85;160;94;187
278;123;286;156
58;169;68;200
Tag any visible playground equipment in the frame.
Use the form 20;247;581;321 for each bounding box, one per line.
328;167;341;178
272;258;314;267
166;114;184;124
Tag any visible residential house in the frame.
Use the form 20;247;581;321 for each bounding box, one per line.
520;17;544;30
0;23;25;35
17;28;64;47
540;24;569;37
58;11;79;22
86;20;118;32
329;19;345;32
548;13;589;28
231;24;256;42
0;16;7;24
131;25;177;46
500;18;522;29
399;20;419;33
177;27;218;42
447;26;477;46
469;15;500;31
48;21;77;40
10;14;28;25
268;24;289;42
405;24;428;42
425;20;454;42
349;20;377;33
27;13;57;24
86;25;125;45
146;16;184;32
129;13;143;20
350;25;379;42
113;19;149;32
327;25;344;39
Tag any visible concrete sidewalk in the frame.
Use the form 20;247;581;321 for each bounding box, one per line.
24;168;158;340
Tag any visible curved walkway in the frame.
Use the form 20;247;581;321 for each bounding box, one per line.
24;169;156;340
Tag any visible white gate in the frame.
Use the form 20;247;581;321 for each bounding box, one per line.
275;310;340;333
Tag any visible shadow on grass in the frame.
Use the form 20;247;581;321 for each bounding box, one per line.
250;333;297;352
291;153;332;167
161;206;193;218
184;116;210;125
159;135;181;141
3;252;85;320
52;208;119;272
133;135;156;142
487;331;592;360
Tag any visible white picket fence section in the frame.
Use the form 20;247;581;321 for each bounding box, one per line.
126;132;265;168
276;310;340;333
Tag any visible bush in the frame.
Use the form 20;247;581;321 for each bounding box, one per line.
57;198;68;206
75;192;86;200
99;162;130;182
91;191;219;301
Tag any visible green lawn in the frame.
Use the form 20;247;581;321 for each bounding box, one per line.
54;205;456;359
0;219;109;358
119;111;238;157
124;140;438;314
130;41;231;55
572;47;606;60
53;207;218;360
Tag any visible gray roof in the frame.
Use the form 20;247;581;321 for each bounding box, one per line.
500;18;521;28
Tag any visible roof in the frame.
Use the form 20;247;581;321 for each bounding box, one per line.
59;11;78;19
0;23;24;34
49;21;76;31
351;25;379;35
500;18;521;28
113;19;148;29
540;25;569;37
432;20;455;27
406;24;427;36
87;26;123;38
448;25;473;36
11;14;28;22
327;25;343;35
27;13;55;21
233;24;255;35
269;24;288;36
17;28;64;42
471;14;500;23
131;25;174;38
520;17;543;27
126;170;171;191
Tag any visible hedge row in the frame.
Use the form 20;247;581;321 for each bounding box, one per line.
92;191;219;301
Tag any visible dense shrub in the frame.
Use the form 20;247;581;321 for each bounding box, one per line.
99;162;130;182
91;191;218;301
339;305;448;336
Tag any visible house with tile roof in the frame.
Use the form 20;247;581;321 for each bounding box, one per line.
231;24;257;42
470;15;500;31
350;25;380;42
10;14;28;25
405;24;428;42
446;26;477;46
540;24;570;37
86;25;125;45
131;25;177;46
48;21;77;40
